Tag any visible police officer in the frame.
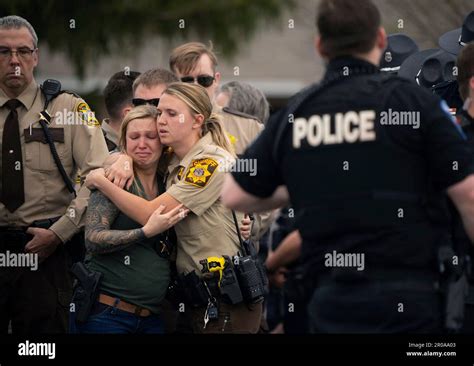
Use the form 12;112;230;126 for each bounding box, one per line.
169;42;264;156
0;15;108;334
455;43;474;332
222;0;474;333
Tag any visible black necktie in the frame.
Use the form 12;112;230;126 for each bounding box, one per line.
1;99;24;212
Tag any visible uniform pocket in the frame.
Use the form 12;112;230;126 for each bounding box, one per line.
24;127;67;171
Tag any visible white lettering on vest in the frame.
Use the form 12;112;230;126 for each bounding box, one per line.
293;110;376;148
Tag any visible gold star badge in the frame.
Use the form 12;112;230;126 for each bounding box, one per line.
184;158;218;188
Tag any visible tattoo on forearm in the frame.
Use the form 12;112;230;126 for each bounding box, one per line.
85;191;146;254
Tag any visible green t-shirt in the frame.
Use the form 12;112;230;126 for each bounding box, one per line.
87;177;169;314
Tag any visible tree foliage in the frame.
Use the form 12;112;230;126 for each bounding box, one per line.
0;0;295;78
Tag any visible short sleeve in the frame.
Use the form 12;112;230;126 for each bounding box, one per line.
166;157;225;216
232;111;285;198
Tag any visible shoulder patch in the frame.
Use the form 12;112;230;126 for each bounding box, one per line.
76;101;100;127
177;166;184;181
184;158;219;188
223;107;261;122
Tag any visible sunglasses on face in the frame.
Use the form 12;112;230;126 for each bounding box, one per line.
132;98;160;107
180;75;215;88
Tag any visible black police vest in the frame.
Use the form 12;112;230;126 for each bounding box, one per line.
276;69;446;250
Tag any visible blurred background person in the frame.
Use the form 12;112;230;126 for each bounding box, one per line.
102;70;141;152
215;80;270;124
455;42;474;333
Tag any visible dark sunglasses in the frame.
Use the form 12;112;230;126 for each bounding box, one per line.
132;98;160;107
180;75;215;88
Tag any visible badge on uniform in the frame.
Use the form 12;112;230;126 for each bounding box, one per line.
184;158;218;188
76;101;100;127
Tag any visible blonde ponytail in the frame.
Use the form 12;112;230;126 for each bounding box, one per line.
202;113;235;156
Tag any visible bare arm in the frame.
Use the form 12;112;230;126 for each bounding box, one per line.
265;230;302;271
447;174;474;244
221;174;289;212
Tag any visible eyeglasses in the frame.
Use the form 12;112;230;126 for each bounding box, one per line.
180;75;215;88
0;47;37;61
132;98;160;107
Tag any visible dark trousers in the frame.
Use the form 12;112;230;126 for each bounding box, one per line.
308;281;443;333
0;244;73;334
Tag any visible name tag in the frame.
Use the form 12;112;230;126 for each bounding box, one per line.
24;128;64;144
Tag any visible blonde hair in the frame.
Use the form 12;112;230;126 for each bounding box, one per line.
163;82;234;155
119;105;158;152
119;105;160;194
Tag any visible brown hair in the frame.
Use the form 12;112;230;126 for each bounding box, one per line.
132;68;178;94
316;0;381;59
169;42;218;75
457;43;474;101
163;82;234;155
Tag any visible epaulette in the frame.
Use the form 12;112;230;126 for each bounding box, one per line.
222;107;261;123
59;90;82;99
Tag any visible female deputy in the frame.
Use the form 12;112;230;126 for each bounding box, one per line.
85;83;262;333
75;106;186;334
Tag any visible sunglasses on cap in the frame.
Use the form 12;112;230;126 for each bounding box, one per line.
180;75;215;88
132;98;160;107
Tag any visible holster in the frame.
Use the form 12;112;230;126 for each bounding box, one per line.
438;244;470;332
70;262;102;323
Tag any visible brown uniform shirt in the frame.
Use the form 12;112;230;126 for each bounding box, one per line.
214;105;264;156
166;132;243;275
0;80;109;242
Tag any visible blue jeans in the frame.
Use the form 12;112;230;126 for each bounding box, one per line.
71;302;165;334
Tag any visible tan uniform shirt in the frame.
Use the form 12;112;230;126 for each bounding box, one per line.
214;105;264;156
214;105;272;244
166;132;243;275
0;80;109;242
101;118;120;151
